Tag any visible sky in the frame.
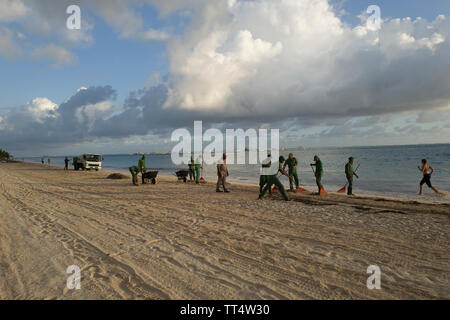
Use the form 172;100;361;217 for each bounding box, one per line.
0;0;449;157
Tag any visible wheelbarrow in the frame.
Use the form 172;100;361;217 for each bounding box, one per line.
175;170;189;183
142;170;159;184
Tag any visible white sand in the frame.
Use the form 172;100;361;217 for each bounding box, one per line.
0;162;448;299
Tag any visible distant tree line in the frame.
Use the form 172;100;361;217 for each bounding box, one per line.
0;149;11;160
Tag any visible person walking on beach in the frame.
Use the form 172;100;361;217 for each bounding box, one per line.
418;159;441;195
259;153;272;195
284;153;300;192
188;156;195;182
345;157;359;196
259;156;290;201
310;155;324;195
47;158;51;166
216;153;229;193
194;155;202;184
41;158;44;165
64;157;69;170
138;155;146;184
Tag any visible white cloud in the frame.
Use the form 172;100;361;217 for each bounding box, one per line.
31;43;77;67
166;28;282;110
75;101;113;130
161;0;450;122
0;26;22;58
25;97;58;123
139;28;170;41
93;0;169;41
0;0;29;22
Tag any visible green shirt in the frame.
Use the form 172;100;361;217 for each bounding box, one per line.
285;157;298;170
138;159;146;171
315;160;323;173
345;162;353;177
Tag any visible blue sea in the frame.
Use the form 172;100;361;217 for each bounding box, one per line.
22;144;450;201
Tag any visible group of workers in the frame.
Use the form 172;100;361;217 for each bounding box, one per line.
126;153;442;198
258;153;359;201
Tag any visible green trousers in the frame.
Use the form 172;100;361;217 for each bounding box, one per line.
195;165;201;183
129;166;140;185
315;171;323;193
347;175;353;195
288;168;299;191
189;167;195;180
260;175;289;201
259;175;272;194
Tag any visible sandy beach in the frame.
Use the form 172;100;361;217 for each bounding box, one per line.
0;161;448;299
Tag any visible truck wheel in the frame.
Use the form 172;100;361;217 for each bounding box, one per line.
152;178;156;185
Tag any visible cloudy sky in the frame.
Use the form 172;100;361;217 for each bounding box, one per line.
0;0;449;156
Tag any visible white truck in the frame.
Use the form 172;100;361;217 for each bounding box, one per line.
73;154;103;171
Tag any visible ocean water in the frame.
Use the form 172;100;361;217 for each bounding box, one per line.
23;143;450;200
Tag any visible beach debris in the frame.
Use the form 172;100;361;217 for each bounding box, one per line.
106;173;127;180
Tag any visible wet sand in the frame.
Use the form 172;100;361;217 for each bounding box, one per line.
0;162;448;299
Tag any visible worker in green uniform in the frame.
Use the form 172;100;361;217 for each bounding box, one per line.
310;155;324;194
345;157;359;196
194;155;202;184
283;153;299;192
259;156;290;201
259;153;272;195
188;156;195;182
129;166;140;186
138;155;147;184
